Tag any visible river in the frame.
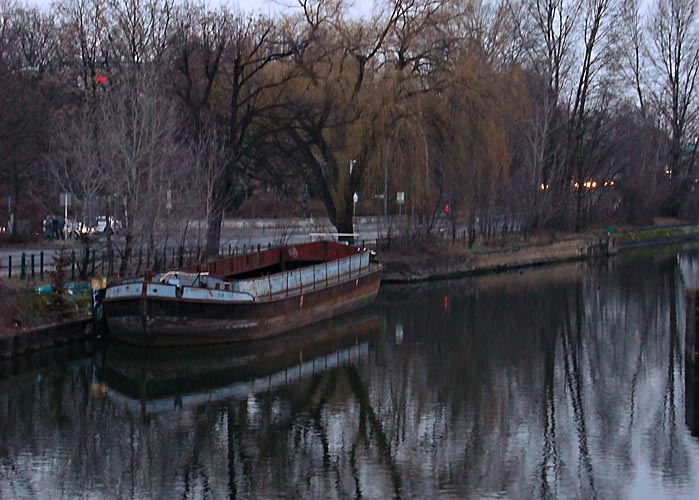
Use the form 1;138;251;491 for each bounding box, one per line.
2;245;699;499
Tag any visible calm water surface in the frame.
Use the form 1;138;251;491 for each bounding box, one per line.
3;247;699;499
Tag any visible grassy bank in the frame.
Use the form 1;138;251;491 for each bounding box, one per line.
612;224;699;248
0;280;92;336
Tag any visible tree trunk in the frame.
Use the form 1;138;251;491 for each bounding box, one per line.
332;205;354;243
10;173;20;243
119;233;133;275
574;189;583;232
206;203;223;258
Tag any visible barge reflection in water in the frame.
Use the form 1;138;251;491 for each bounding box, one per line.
97;310;381;416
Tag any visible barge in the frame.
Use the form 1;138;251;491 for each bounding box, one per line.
103;241;382;346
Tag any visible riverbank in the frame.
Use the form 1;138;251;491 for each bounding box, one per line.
379;220;699;283
0;280;95;358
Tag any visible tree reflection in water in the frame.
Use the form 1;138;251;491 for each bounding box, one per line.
3;250;699;498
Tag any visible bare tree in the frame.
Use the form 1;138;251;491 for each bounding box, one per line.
647;0;699;186
48;69;187;273
568;0;619;230
511;0;581;231
56;0;110;98
0;2;58;240
171;6;302;257
105;0;174;72
619;0;647;117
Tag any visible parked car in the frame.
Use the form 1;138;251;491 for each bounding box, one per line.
95;216;121;235
65;219;90;238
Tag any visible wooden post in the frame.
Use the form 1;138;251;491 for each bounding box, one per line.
40;251;44;280
31;253;35;279
20;253;25;279
8;255;11;279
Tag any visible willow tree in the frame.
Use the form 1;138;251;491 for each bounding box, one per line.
369;0;455;234
268;0;402;240
439;52;524;246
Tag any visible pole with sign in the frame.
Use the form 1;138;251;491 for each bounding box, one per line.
166;189;172;248
396;191;404;219
60;193;71;240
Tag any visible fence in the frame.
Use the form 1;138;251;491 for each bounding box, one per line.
0;242;296;281
0;234;392;281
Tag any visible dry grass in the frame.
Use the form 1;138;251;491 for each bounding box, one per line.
0;279;92;336
0;280;23;334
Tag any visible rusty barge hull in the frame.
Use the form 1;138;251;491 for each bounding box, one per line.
103;242;382;346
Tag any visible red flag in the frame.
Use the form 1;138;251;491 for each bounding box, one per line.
444;204;449;214
94;73;107;85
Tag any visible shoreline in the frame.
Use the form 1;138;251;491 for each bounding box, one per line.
0;316;94;359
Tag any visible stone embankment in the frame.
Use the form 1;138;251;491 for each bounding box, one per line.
380;236;611;283
380;223;699;283
0;316;94;359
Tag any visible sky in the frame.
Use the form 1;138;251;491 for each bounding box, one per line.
25;0;375;18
